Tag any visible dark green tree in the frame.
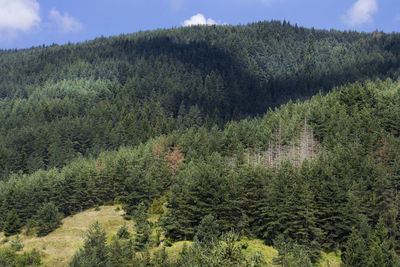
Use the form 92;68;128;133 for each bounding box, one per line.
36;202;63;236
3;210;22;237
133;202;151;251
194;214;221;247
117;223;131;239
69;221;109;267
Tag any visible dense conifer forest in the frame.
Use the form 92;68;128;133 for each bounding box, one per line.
1;21;400;266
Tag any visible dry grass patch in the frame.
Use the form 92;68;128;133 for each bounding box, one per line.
1;205;133;267
243;239;278;266
317;251;342;267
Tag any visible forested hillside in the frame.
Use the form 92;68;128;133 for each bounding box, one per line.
1;21;400;180
1;76;400;265
1;21;400;266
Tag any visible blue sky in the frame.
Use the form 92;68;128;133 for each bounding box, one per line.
0;0;399;49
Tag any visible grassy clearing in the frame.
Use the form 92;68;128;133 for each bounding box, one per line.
152;238;278;266
164;240;193;259
0;205;133;267
243;239;278;266
317;251;342;267
0;206;342;267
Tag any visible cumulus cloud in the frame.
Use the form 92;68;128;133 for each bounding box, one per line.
49;8;82;33
342;0;378;27
182;14;218;26
0;0;40;40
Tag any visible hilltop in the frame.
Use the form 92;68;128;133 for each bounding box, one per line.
0;22;400;266
1;21;400;179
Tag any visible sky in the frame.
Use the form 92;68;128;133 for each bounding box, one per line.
0;0;399;49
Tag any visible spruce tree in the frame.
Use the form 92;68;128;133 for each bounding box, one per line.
133;202;151;251
116;223;131;239
3;210;22;237
194;214;220;247
69;221;109;267
36;202;63;236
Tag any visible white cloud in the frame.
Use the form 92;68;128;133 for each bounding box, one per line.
342;0;378;27
182;14;218;26
0;0;40;40
49;8;82;33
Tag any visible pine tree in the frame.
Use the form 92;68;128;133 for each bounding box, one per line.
342;228;369;267
69;221;109;267
133;202;151;251
36;202;63;236
108;236;134;267
116;223;131;239
369;217;398;266
194;214;220;247
3;210;22;237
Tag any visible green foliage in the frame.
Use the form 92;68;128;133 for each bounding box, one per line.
342;217;400;267
36;202;63;236
9;235;24;252
69;221;137;267
174;230;265;267
117;223;131;239
0;22;400;181
133;202;151;251
194;214;221;247
273;235;313;267
1;59;400;266
108;236;134;267
3;210;22;237
69;221;109;267
151;247;171;267
148;197;164;215
0;248;41;267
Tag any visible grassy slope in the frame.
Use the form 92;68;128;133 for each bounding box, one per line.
0;205;341;266
0;205;134;266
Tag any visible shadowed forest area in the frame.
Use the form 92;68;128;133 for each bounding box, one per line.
1;21;400;266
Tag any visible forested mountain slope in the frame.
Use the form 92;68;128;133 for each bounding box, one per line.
1;21;400;179
1;77;400;265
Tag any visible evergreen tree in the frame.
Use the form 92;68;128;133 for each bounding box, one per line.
273;235;313;267
3;210;22;237
194;214;221;247
108;236;134;267
133;202;151;251
342;228;370;267
369;217;398;267
117;223;131;239
36;202;63;236
69;221;109;267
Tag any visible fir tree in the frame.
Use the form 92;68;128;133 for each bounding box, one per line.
133;202;151;251
36;202;63;236
69;221;109;267
194;214;220;247
3;210;22;237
